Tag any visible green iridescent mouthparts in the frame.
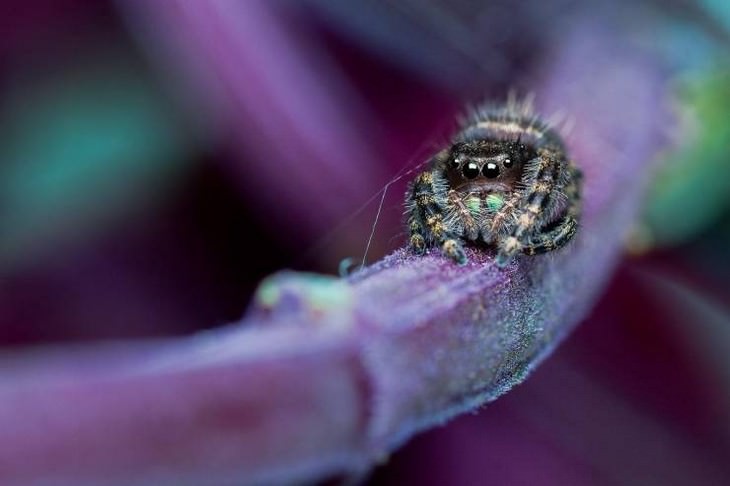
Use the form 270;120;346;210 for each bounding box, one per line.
486;193;505;211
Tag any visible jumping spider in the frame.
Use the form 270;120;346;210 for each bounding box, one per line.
405;97;582;267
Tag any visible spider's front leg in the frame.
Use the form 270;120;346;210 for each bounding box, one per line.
523;164;582;255
495;147;567;266
408;171;467;265
522;215;578;255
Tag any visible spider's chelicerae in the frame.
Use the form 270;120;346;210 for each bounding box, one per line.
405;97;582;267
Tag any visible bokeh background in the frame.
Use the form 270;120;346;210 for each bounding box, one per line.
1;0;729;484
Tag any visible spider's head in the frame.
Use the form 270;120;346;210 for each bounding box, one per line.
444;139;536;194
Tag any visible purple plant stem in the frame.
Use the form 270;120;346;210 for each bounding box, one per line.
0;28;668;486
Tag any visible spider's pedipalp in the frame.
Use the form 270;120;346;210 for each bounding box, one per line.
446;190;479;241
486;191;521;241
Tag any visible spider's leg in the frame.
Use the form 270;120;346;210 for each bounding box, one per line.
565;164;583;219
541;161;582;221
407;213;427;255
495;146;566;266
522;215;578;255
488;147;562;240
522;163;582;255
409;171;466;264
406;175;429;255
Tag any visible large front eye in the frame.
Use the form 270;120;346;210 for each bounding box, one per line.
462;161;480;179
483;162;500;178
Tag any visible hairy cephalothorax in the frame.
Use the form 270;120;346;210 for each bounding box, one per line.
405;96;582;267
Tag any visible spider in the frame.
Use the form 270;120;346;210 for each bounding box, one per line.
405;96;582;267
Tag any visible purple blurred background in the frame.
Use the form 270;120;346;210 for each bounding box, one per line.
1;0;729;484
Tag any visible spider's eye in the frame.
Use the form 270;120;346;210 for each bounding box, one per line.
449;158;460;169
483;162;500;178
462;161;480;179
503;158;513;168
